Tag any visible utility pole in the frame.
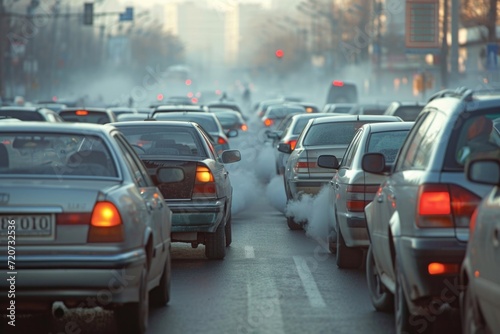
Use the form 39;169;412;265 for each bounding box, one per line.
0;0;6;98
450;0;459;83
440;0;449;88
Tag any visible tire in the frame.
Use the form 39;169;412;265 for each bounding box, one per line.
225;214;232;247
336;227;363;269
205;222;226;259
150;254;171;307
366;246;393;312
462;287;486;334
287;216;303;230
115;265;149;334
395;261;416;334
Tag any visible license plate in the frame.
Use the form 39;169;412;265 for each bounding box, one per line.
0;214;55;240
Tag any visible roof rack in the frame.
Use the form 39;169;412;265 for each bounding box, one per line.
427;87;473;103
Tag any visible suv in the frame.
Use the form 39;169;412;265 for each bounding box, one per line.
362;88;500;333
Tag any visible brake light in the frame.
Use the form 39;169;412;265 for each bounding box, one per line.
428;262;459;275
193;165;216;198
333;80;344;87
88;202;123;243
264;118;273;127
345;185;378;212
306;107;313;113
75;110;89;116
241;124;248;131
1;140;11;145
286;139;297;151
416;184;480;228
293;160;316;173
57;213;91;225
469;209;478;237
217;137;227;145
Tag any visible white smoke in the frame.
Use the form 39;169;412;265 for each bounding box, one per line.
265;175;287;213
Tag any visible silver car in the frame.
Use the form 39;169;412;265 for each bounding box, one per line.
0;123;173;334
281;115;402;230
318;122;413;267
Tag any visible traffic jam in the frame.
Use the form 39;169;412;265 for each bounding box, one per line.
1;1;500;334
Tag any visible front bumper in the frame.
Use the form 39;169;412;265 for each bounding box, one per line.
167;198;225;233
0;249;146;309
397;236;466;312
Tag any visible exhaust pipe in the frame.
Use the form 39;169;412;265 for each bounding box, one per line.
52;302;66;319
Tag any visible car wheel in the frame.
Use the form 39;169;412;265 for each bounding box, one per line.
115;265;149;334
225;214;232;247
366;246;393;312
462;286;486;334
205;222;226;259
336;227;363;269
395;261;416;334
150;254;171;307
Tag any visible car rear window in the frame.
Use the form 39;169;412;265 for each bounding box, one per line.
154;114;219;133
268;107;305;119
118;126;206;157
215;113;240;127
0;133;117;177
393;106;423;121
367;130;410;163
60;110;111;124
0;110;44;121
304;121;390;146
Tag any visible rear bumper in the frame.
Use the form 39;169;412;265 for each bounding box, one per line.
338;212;369;247
167;198;225;233
0;249;146;309
397;236;466;312
289;179;329;199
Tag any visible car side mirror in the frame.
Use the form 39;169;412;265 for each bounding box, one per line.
362;153;386;174
466;158;500;185
317;155;339;169
221;149;241;164
226;129;238;138
277;143;292;154
156;167;184;183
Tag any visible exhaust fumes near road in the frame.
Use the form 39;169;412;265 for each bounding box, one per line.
265;176;287;213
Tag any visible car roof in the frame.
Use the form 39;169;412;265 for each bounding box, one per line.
361;121;415;132
60;107;110;112
291;112;331;121
311;115;401;124
111;120;196;128
0;106;42;112
0;121;115;134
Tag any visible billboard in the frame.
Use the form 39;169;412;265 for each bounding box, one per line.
405;0;440;54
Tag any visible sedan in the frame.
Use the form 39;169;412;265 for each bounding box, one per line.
281;115;402;230
318;122;413;268
261;104;307;129
211;109;248;133
0;106;64;122
0;122;173;334
461;157;500;333
112;121;241;259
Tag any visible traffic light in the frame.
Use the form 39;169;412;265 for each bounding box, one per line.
83;3;93;26
275;49;284;59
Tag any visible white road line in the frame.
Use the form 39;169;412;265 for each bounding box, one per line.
293;256;326;308
241;282;285;334
244;245;255;258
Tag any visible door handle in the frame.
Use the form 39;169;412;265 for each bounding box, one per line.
493;228;500;248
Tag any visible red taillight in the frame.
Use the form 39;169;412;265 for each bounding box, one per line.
75;110;88;116
428;262;459;275
345;185;378;212
1;140;11;145
264;118;273;127
287;139;297;151
469;209;478;237
88;202;123;243
193;165;216;198
294;160;316;173
417;184;480;228
241;124;248;131
332;80;344;87
217;137;227;145
56;213;91;225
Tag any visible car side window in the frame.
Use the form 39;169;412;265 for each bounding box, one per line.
197;126;217;159
114;134;150;187
341;129;362;168
396;111;437;171
116;134;155;187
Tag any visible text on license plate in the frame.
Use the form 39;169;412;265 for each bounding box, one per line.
0;215;55;239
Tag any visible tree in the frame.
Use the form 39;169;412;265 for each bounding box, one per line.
461;0;499;42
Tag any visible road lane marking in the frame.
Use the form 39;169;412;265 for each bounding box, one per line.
293;256;326;308
244;245;255;258
241;282;284;334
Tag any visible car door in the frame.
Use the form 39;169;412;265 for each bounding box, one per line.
114;134;167;278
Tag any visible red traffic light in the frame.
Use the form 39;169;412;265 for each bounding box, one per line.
275;49;284;58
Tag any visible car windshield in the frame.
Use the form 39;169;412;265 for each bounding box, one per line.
117;126;206;157
0;109;44;121
304;121;375;146
60;111;112;124
367;130;410;163
154;114;219;133
0;133;117;178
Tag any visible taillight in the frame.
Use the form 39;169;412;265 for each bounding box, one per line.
293;160;316;173
193;165;216;198
286;139;297;151
428;262;459;275
217;137;227;145
88;202;124;243
241;124;248;131
416;184;480;228
346;185;378;212
264;118;273;127
56;213;91;225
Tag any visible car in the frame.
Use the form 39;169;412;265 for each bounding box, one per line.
35;102;68;113
348;103;389;115
108;107;139;117
461;157;500;333
0;122;173;333
269;113;333;175
152;105;209;116
162;96;195;106
112;121;241;259
117;113;150;122
261;104;307;129
383;101;425;121
326;80;358;104
317;122;414;267
0;116;22;122
281;115;402;230
255;99;286;118
322;103;355;114
291;101;320;114
152;111;236;153
206;101;243;115
361;88;500;333
59;108;118;124
0;106;65;122
211;109;248;133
